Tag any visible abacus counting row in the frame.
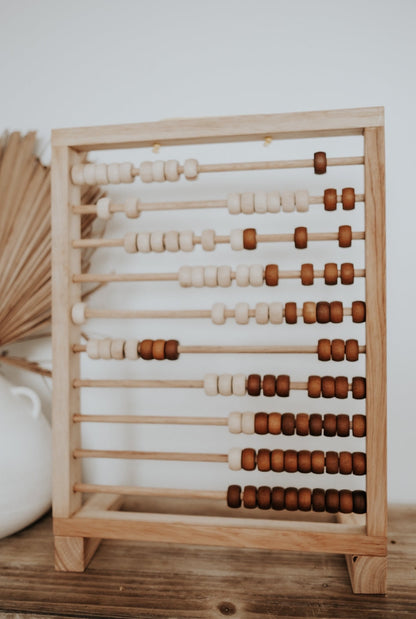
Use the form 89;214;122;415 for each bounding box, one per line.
227;485;367;513
228;412;366;437
227;448;366;475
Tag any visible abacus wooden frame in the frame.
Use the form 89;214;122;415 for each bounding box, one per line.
51;107;387;593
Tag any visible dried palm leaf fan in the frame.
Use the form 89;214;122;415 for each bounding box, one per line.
0;131;106;374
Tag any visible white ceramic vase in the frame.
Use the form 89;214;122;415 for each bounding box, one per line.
0;374;52;538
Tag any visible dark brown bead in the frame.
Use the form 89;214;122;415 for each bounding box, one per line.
342;187;355;210
324;187;337;210
339;489;353;514
339;451;353;475
165;339;179;360
345;339;359;362
330;301;343;323
331;339;345;362
335;376;349;399
284;450;298;473
296;413;309;436
311;450;325;474
312;488;326;512
247;374;261;396
303;301;316;324
352;452;366;476
241;448;256;471
353;490;367;514
243;228;257;250
265;264;279;286
268;412;281;435
340;262;354;285
309;414;323;436
352;414;366;437
337;414;350;437
325;489;339;513
271;486;285;510
257;449;271;472
227;485;242;508
298;450;312;473
298;487;312;511
323;413;337;437
257;486;271;510
316;301;330;323
339;225;352;248
243;485;257;509
308;375;321;398
318;338;331;361
352;301;366;323
322;376;335;398
262;374;276;397
140;339;154;360
276;374;290;397
314;151;327;174
352;377;366;399
285;302;297;324
325;451;339;474
285;487;298;511
281;412;295;435
294;226;308;249
324;262;338;285
254;412;268;435
271;449;284;472
152;339;166;360
301;263;314;285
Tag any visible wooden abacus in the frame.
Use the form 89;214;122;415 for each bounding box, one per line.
51;107;386;594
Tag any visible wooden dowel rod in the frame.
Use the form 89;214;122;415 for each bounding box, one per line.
73;449;228;462
73;414;228;425
73;379;205;388
74;482;226;501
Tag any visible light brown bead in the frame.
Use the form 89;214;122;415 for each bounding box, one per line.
352;414;366;437
254;412;268;435
330;301;343;323
339;451;353;475
311;450;325;474
284;450;298;473
318;339;331;361
281;412;295;435
316;301;330;323
325;451;339;474
345;339;359;362
331;338;345;362
227;485;241;508
337;414;350;437
152;339;166;360
165;339;179;360
308;375;321;398
340;262;354;285
247;374;261;396
352;452;366;476
276;374;290;397
298;487;312;511
335;376;349;399
140;339;154;360
339;489;353;514
322;376;335;398
324;187;337;210
309;414;323;436
285;487;298;511
324;263;338;285
301;263;314;285
325;489;339;513
262;374;276;397
294;226;308;249
314;151;327;174
352;376;366;399
265;264;278;286
342;187;355;210
353;490;366;514
271;486;285;510
257;486;271;510
257;449;271;472
268;412;281;435
312;488;326;512
303;301;316;324
298;450;312;473
243;485;257;509
285;302;297;324
241;448;256;471
339;225;352;248
271;449;284;472
243;228;257;250
296;413;309;436
352;300;366;323
323;413;337;437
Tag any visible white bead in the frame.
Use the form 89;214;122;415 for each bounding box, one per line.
119;162;134;183
205;266;218;288
241;412;255;434
95;163;108;184
217;265;232;287
269;302;283;324
98;338;112;360
201;229;215;251
125;197;140;218
107;163;121;184
86;339;99;360
281;190;296;212
96;197;111;220
150;231;165;252
140;161;153;183
183;158;199;180
211;302;225;324
267;191;281;213
228;447;242;470
152;160;165;182
165;160;180;181
230;229;244;251
110;338;125;360
204;373;218;396
232;374;246;396
124;339;139;360
71;302;86;325
218;373;233;396
228;412;242;434
179;230;194;252
255;302;269;324
249;264;264;287
83;164;97;185
235;302;249;325
137;232;151;253
191;266;204;287
295;189;310;212
71;164;85;185
178;266;192;287
254;191;268;213
236;264;250;287
124;231;138;253
227;193;241;214
164;230;179;252
241;192;254;214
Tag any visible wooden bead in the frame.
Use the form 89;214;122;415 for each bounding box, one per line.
352;490;367;514
281;412;295;435
249;264;264;287
271;450;284;472
119;162;134;184
285;487;298;511
298;488;312;511
110;339;125;360
276;375;290;397
217;265;232;287
339;489;353;514
314;151;327;174
339;451;353;475
308;376;321;398
267;191;281;213
271;486;285;510
325;451;339;474
241;192;255;214
311;450;325;474
262;374;276;397
322;376;335;398
86;339;99;360
228;412;242;434
284;450;297;473
201;229;216;251
152;160;165;182
84;163;97;185
124;232;138;253
342;187;355;210
218;374;233;396
318;339;331;362
309;414;323;436
243;228;257;250
312;488;325;512
281;191;295;213
295;190;309;213
337;414;350;437
294;226;308;249
331;339;345;362
257;449;271;472
265;264;278;286
140;340;154;360
340;262;354;285
236;265;250;287
254;191;268;213
165;160;180;182
323;413;337;437
98;338;112;360
352;452;366;475
124;339;139;361
352;301;366;323
268;412;281;435
325;489;339;513
241;448;256;471
324;263;338;285
137;232;151;253
330;301;343;323
96;197;111;220
227;193;241;214
298;450;312;474
241;412;255;434
71;302;86;326
183;159;199;180
150;231;164;252
152;339;166;360
228;447;242;471
352;377;366;399
257;486;271;510
285;302;297;324
301;263;314;285
179;230;194;252
335;376;349;399
107;163;121;184
255;412;268;434
316;302;330;324
71;164;85;185
296;413;309;436
243;486;257;509
211;303;225;325
324;188;337;211
230;229;244;251
204;374;218;396
227;485;242;508
232;374;246;396
125;197;140;219
345;339;359;362
139;161;153;183
234;302;249;325
269;302;283;324
303;300;316;324
247;374;261;396
352;414;366;437
338;225;352;248
255;302;269;324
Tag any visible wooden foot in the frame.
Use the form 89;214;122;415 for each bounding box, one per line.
345;554;387;594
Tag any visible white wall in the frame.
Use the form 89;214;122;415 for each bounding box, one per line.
0;0;414;503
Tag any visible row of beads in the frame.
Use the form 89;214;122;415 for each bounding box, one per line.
228;412;366;437
86;339;179;361
228;448;366;475
227;190;310;214
293;226;352;249
227;485;366;513
204;374;366;399
71;163;134;185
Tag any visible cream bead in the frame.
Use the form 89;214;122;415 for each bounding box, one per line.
110;338;125;360
235;264;250;287
295;189;309;212
83;164;97;185
201;229;215;251
204;266;218;288
95;163;108;185
179;230;194;252
230;229;244;251
267;191;281;213
269;302;283;324
71;164;85;185
241;192;254;214
183;158;199;180
255;302;269;324
119;162;134;183
98;338;112;360
164;230;179;252
218;373;233;396
227;193;241;214
228;447;242;471
137;232;151;253
96;197;111;220
228;412;242;434
254;191;268;213
217;265;232;287
125;197;140;218
165;160;180;181
191;266;204;287
281;190;296;213
71;302;86;325
204;373;218;396
235;302;249;325
140;161;153;183
124;231;138;253
211;302;225;324
249;264;264;287
178;266;192;287
152;160;165;182
124;339;139;360
86;339;99;360
232;374;246;396
107;163;121;184
150;231;165;252
241;412;255;434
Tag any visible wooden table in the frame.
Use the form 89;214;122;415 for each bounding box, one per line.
0;505;414;618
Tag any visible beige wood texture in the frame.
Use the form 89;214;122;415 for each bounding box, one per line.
345;555;387;594
73;343;366;355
